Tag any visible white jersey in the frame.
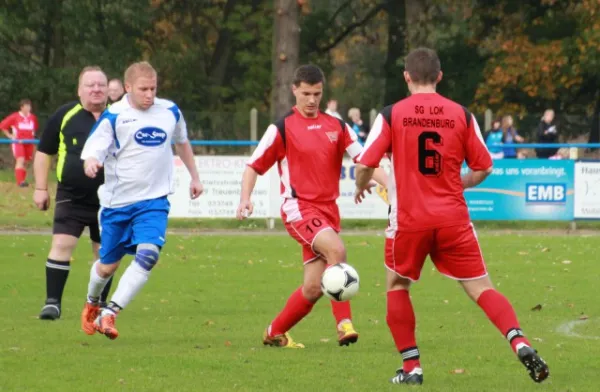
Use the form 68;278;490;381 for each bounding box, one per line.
81;95;188;208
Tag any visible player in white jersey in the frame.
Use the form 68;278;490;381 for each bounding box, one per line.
79;61;203;340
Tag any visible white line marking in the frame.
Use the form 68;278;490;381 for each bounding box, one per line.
556;319;600;340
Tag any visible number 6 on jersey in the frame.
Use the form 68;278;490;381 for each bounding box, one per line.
418;131;443;176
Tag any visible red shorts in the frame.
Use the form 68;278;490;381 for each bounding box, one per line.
12;143;35;161
385;223;487;281
281;199;341;263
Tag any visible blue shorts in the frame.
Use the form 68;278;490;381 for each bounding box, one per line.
99;197;170;264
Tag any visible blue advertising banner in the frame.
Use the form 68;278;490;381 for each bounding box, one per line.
463;160;574;220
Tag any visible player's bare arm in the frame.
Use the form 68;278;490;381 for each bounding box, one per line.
461;166;493;189
83;157;103;178
237;122;281;220
372;167;388;189
354;163;376;203
33;151;52;210
236;166;258;219
175;141;203;199
81;114;115;179
352;165;386;204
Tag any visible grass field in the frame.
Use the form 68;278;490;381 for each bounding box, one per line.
1;232;599;391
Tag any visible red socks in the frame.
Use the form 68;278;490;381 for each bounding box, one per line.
269;286;314;336
330;300;352;325
385;288;530;373
269;284;354;336
15;168;26;184
387;289;421;372
477;289;531;353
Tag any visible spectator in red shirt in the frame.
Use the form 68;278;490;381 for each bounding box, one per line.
0;99;39;186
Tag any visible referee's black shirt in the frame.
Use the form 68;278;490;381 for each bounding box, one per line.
38;101;104;206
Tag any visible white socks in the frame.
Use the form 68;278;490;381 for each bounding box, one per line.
87;261;112;302
108;260;150;311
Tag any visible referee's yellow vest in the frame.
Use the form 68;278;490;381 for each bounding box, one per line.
56;104;83;182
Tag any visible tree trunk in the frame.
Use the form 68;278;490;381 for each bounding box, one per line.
96;0;109;51
271;0;300;121
383;0;407;106
208;0;238;85
41;0;63;106
41;2;56;67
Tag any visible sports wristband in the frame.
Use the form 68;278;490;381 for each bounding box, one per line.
36;188;48;191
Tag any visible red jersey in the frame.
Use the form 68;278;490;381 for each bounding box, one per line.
358;93;492;233
0;112;38;139
248;107;362;202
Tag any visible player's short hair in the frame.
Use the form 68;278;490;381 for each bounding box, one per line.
293;64;325;86
78;66;105;85
404;48;441;85
124;61;157;84
19;99;31;108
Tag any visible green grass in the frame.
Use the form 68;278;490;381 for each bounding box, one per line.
1;233;598;391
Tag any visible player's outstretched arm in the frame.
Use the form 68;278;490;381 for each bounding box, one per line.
81;119;114;179
175;141;203;199
354;164;376;203
462;167;493;189
236;166;258;220
463;114;494;189
33;151;52;210
353;111;392;204
81;117;114;168
371;167;388;189
33;107;65;210
237;123;284;219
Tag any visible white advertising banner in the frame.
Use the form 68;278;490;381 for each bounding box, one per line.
168;156;277;218
169;155;390;219
574;162;600;219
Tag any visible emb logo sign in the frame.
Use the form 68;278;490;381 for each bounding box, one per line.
525;183;566;203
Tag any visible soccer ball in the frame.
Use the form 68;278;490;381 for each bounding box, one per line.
321;263;360;302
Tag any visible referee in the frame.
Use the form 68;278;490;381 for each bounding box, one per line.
33;66;113;320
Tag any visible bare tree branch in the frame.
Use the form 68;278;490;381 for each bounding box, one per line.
324;0;354;27
314;2;385;54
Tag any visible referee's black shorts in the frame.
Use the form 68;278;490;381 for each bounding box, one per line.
53;200;100;243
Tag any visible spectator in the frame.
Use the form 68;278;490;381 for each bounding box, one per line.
0;99;38;186
535;109;559;159
325;99;342;120
348;107;368;145
484;119;504;159
107;78;125;104
501;115;524;159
